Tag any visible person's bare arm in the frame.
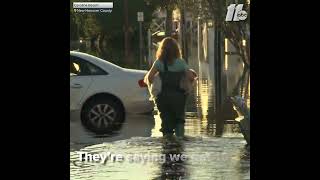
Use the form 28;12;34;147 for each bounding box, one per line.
187;69;197;81
146;62;158;83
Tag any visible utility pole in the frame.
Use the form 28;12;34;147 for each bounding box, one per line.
165;5;173;37
197;17;200;64
147;29;152;67
137;12;144;69
123;0;131;66
214;0;224;137
180;0;187;62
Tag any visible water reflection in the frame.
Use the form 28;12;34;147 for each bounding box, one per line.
70;136;248;180
153;139;188;179
70;113;155;151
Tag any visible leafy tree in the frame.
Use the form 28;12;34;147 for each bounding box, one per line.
70;0;102;39
70;0;158;68
205;0;250;67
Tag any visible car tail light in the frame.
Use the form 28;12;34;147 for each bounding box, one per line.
138;79;147;88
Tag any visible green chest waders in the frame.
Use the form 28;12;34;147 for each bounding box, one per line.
155;60;187;137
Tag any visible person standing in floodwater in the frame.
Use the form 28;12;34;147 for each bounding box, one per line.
146;37;196;138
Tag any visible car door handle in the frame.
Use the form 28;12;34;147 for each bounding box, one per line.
71;83;82;89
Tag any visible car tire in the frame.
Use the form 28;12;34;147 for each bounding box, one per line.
81;96;125;134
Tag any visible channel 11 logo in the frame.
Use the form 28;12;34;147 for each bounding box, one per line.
225;4;248;21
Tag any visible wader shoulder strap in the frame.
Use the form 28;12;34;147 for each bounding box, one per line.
164;59;168;72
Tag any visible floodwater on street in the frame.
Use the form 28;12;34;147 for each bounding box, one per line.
70;58;250;180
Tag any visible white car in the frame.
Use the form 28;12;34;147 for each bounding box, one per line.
70;51;154;133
